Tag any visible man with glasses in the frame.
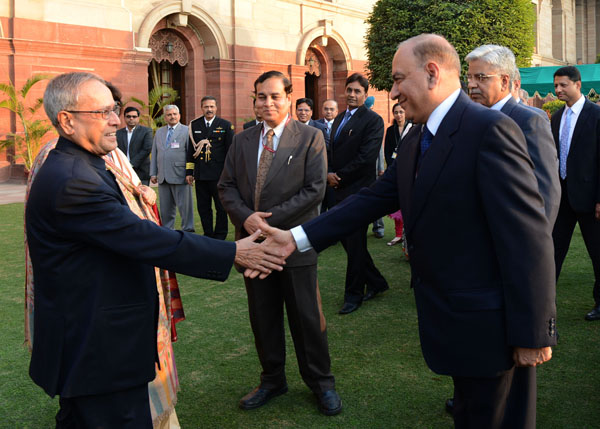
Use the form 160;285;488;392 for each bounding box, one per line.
295;97;329;146
117;106;153;185
150;105;195;231
465;44;560;224
26;72;286;427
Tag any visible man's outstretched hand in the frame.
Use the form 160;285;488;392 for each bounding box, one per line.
235;230;287;278
243;226;298;279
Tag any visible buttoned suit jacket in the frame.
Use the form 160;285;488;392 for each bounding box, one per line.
551;99;600;212
185;116;234;181
219;119;326;267
150;123;189;184
116;125;153;181
26;137;235;399
328;105;385;202
501;97;560;223
302;92;557;377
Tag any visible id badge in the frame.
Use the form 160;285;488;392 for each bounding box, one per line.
170;141;180;149
392;152;397;159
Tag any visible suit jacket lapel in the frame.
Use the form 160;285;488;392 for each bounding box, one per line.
570;100;592;153
396;125;420;227
407;94;463;232
242;125;261;194
263;121;300;188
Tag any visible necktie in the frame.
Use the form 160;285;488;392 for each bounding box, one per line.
165;127;174;148
559;108;572;180
420;125;433;157
334;110;352;142
255;129;275;210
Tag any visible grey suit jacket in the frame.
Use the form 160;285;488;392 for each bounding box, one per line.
219;119;327;267
501;97;560;224
150;123;189;184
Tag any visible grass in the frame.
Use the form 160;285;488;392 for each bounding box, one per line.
0;201;599;428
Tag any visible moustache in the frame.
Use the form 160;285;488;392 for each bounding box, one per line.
470;89;482;96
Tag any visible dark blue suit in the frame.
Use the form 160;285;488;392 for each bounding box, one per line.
26;137;235;401
302;92;556;426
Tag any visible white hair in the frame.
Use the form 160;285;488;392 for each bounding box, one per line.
465;45;518;84
163;104;179;114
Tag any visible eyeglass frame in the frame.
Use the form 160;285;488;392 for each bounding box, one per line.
124;114;139;119
465;73;502;83
65;104;121;120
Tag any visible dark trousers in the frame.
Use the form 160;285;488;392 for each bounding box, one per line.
340;224;388;304
195;179;228;240
56;384;151;429
453;366;536;429
244;265;335;395
553;180;600;305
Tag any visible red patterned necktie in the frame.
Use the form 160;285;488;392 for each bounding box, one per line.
254;129;275;210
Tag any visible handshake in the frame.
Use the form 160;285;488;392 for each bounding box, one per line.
233;211;297;279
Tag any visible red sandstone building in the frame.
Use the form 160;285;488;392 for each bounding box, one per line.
0;0;395;180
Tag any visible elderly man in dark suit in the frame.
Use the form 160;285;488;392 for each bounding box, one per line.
185;96;234;239
551;65;600;321
260;34;556;428
116;106;153;185
466;44;560;223
327;73;389;314
219;70;341;416
25;72;285;427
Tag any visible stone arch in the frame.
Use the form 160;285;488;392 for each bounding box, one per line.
296;25;352;71
137;2;228;60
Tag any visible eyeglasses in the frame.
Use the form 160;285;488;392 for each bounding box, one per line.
465;73;500;83
125;115;139;119
65;105;121;120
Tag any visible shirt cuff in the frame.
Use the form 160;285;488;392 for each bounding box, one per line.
290;226;313;252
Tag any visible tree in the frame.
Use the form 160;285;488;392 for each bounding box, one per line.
125;85;179;133
0;75;54;171
365;0;536;91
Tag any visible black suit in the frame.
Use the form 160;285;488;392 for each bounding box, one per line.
186;116;234;239
302;92;556;427
26;137;235;421
328;105;388;304
243;119;261;130
116;125;153;184
552;98;600;306
306;119;330;148
500;97;560;224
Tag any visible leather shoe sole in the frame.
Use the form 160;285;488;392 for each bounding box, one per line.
363;285;390;302
338;302;361;314
317;390;342;416
239;385;288;410
585;306;600;321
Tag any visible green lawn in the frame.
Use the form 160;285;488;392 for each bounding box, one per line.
1;202;598;428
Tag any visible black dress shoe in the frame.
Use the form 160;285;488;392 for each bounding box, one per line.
239;385;288;410
445;398;454;414
363;285;390;302
316;390;342;416
585;306;600;321
338;302;361;314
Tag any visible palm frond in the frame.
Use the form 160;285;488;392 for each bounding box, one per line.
20;74;51;98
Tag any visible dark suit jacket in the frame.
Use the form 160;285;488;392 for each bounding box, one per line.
501;97;560;223
243;119;260;130
116;125;153;181
384;124;402;167
302;92;557;377
551;98;600;212
219;119;326;267
328;105;384;202
306;119;329;148
26;137;235;398
186;116;234;181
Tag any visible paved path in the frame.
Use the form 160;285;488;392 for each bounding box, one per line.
0;182;26;205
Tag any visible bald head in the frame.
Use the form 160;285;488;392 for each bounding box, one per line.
391;33;461;124
399;34;461;76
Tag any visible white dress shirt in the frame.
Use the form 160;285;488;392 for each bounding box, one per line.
256;115;288;167
560;94;585;156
